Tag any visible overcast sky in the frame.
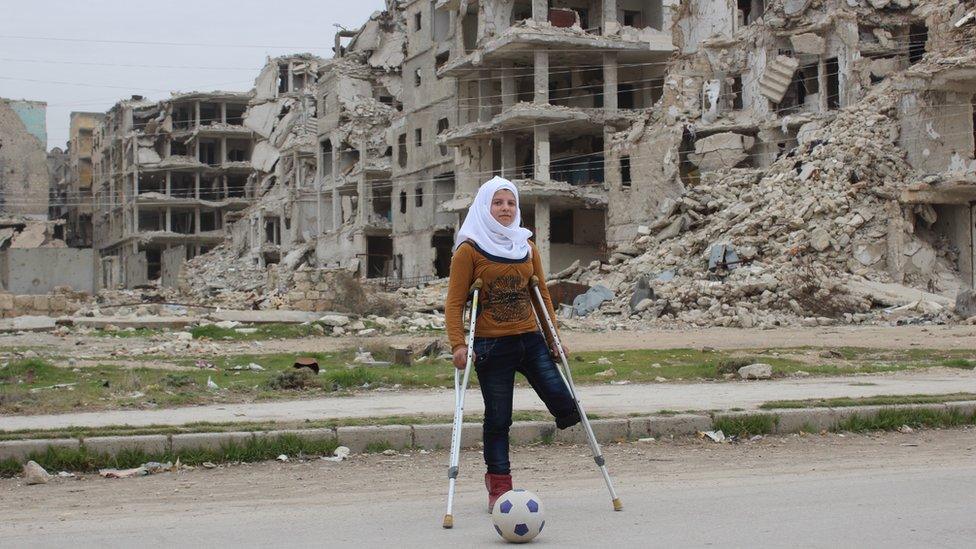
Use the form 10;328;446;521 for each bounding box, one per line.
0;0;386;150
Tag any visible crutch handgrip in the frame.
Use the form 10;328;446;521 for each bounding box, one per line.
529;275;540;288
469;278;483;295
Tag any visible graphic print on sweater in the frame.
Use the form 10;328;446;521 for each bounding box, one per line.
484;275;530;323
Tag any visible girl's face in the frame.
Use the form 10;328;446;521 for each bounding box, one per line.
490;189;517;226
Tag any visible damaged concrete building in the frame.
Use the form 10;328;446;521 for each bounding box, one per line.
0;98;51;219
177;0;974;323
50;112;105;247
92;92;256;289
437;0;675;273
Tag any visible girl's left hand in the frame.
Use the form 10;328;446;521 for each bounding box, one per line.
551;343;568;358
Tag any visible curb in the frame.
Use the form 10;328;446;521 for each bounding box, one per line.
2;401;975;463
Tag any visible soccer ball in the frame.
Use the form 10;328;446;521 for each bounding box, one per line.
491;489;545;543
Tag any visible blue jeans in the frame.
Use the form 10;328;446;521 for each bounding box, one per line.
473;331;581;475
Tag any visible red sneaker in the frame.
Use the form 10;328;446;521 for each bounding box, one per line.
485;473;513;513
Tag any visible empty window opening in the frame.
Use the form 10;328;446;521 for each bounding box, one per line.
200;210;218;232
618;83;635;109
366;236;394;279
398;134;408;168
170;140;189;157
227;139;251;162
173;105;193;130
372;188;392;222
737;0;765;26
909;24;927;65
138;173;164;195
172;211;195;235
437;118;450;156
415;128;423;148
264;217;281;245
551;210;574;244
227;175;247;198
621;156;632;188
414;12;422;30
199;140;218;165
777;62;819;114
225;104;246;125
400;190;407;214
200;103;219;126
825;58;840;110
320;140;334;177
146;249;162;281
623;10;641;27
138;210;164;231
435;51;450;72
415;186;424;208
432;230;454;278
171;172;195;198
278;64;289;94
414;68;423;88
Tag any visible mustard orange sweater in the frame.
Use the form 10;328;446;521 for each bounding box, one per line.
445;240;558;350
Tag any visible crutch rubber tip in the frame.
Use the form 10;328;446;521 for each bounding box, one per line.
612;498;623;512
443;514;454;529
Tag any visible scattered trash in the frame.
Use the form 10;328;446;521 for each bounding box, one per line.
99;467;148;479
898;425;914;434
207;376;220;390
142;462;172;474
23;461;51;485
231;363;265;371
637;437;656;443
596;357;613;366
609;380;631;385
322;446;351;462
698;430;726;443
202;462;217;469
293;357;320;374
749;435;764;442
594;368;617;378
29;383;79;393
381;449;397;456
196;360;216;370
390;346;413;366
57;471;75;478
277;454;289;462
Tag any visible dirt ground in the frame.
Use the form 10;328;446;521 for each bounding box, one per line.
3;428;975;547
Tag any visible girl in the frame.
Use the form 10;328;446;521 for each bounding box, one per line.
445;176;580;511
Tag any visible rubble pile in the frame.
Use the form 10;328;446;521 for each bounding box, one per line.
560;81;966;328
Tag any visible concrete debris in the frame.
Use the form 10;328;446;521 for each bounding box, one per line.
689;133;755;171
573;285;614;317
954;290;976;319
759;56;800;103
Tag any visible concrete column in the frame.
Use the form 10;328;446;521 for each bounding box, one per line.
532;0;548;22
195;173;201;199
331;137;340;231
194;102;201;128
221;137;227;164
165;172;172;197
220;103;227;124
535;201;551;275
195;208;201;234
501;134;517;179
603;0;617;35
534;126;550;181
356;142;367;225
534;51;549;105
165;207;171;232
603;52;619;112
501;65;517;109
479;70;494;122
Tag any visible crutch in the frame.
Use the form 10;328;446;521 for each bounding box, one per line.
529;275;623;512
443;279;483;529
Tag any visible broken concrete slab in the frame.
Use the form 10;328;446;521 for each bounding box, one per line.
760;56;799;103
844;279;953;308
209;310;322;325
67;316;198;330
689;133;755;171
790;33;825;55
0;315;57;333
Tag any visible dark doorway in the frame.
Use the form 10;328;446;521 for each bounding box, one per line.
432;230;454;278
366;236;393;278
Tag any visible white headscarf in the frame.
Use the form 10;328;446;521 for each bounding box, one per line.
454;176;533;260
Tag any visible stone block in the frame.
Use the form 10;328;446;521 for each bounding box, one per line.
412;423;482;450
0;293;13;310
171;432;256;454
336;425;412;453
554;419;629;445
32;296;50;312
293;300;313;311
508;421;555;445
14;295;33;310
629;414;712;438
254;428;337;445
83;435;169;457
48;295;68;313
773;409;837;434
0;438;80;462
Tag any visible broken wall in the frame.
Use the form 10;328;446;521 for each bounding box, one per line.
0;99;51;219
0;249;95;294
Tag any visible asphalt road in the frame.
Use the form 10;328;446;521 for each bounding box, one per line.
3;428;975;548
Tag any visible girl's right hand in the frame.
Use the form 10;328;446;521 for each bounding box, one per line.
453;346;474;369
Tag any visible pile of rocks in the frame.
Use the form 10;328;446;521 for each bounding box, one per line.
558;86;963;329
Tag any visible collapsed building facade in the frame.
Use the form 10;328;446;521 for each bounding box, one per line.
92;92;256;288
50;112;105;247
0;98;50;220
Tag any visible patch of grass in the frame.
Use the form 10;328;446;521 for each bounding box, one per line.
190;323;327;341
0;433;340;477
942;359;976;370
713;414;779;437
835;408;976;432
266;369;319;390
364;441;393;453
715;358;752;375
760;393;976;409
